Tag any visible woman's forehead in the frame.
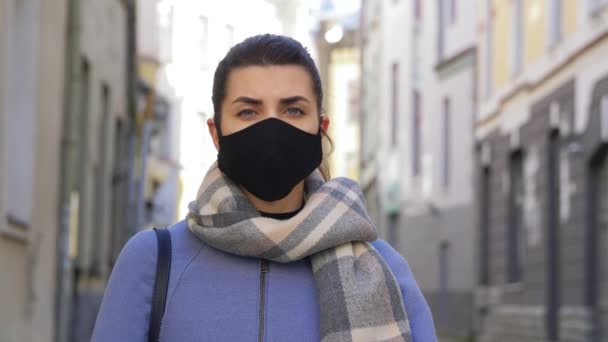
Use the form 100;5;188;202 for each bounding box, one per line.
225;65;315;100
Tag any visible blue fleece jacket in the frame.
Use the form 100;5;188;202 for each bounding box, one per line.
92;220;437;341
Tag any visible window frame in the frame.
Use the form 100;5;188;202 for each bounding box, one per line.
390;62;400;147
1;0;40;241
412;90;422;176
442;97;451;189
546;0;563;49
507;149;525;284
511;0;524;77
198;16;209;69
479;165;492;286
414;0;423;22
484;0;493;99
438;241;451;325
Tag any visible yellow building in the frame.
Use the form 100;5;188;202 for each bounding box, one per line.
327;47;360;181
484;0;578;94
475;1;608;341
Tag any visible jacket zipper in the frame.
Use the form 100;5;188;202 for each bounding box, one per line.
258;259;270;342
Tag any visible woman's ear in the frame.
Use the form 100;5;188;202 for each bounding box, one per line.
320;115;330;134
207;118;220;151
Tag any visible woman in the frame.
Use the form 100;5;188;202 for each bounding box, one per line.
92;34;436;342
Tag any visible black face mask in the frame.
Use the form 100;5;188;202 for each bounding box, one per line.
217;118;323;202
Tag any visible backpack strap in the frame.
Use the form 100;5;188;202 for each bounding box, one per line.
149;228;172;342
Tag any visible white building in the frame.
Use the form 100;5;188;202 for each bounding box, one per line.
359;0;385;229
360;0;477;338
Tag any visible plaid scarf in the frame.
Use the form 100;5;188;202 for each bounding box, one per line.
187;163;411;342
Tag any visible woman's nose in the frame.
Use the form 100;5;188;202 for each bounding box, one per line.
266;110;279;119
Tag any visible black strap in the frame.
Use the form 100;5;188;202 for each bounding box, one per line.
149;228;172;342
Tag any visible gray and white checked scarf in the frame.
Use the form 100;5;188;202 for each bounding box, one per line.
187;163;411;342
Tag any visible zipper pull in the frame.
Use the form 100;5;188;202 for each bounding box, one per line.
261;259;270;273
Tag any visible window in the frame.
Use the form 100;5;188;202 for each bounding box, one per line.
92;84;111;274
438;0;445;60
546;130;561;340
485;0;493;98
414;0;422;21
76;58;91;267
437;0;457;59
450;0;457;24
109;118;127;265
3;0;38;230
547;0;562;48
511;0;523;76
479;166;491;286
199;16;209;69
507;150;525;283
439;241;450;325
442;0;457;26
412;90;422;176
596;152;608;341
442;98;451;188
391;63;399;147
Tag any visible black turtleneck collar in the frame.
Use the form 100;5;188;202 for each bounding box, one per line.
259;203;304;220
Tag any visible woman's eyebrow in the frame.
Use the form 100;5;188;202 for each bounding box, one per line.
280;96;310;105
232;96;262;105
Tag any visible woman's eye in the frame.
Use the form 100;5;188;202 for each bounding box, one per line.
237;109;256;118
286;107;304;116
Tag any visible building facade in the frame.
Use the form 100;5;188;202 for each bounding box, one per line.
136;0;181;230
0;1;69;341
412;0;478;338
56;1;135;341
360;0;414;241
360;0;477;339
313;0;361;182
1;1;140;341
359;0;385;231
475;1;608;341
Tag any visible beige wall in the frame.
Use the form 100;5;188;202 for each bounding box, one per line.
488;0;577;95
328;47;360;181
564;0;577;37
0;0;68;342
477;1;608;138
492;0;511;89
523;0;547;66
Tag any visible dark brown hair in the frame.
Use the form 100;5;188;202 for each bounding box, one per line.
211;34;333;180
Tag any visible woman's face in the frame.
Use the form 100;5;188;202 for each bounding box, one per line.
208;65;329;149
